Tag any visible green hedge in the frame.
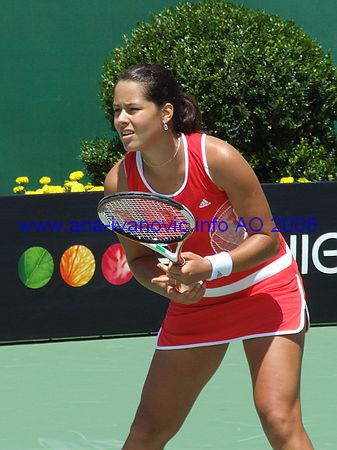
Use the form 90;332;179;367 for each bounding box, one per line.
81;0;337;183
80;135;124;186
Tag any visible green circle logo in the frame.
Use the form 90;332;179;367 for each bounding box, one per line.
18;247;54;289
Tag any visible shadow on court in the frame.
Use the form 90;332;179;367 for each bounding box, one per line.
0;326;335;449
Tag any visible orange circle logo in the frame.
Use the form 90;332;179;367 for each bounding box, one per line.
60;245;95;287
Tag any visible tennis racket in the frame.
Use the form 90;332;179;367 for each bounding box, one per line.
97;192;195;291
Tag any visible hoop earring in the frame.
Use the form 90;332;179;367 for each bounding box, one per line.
163;123;169;131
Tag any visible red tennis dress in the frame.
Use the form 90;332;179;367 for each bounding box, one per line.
124;133;309;349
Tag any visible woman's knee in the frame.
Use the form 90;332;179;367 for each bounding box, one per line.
255;399;303;440
127;410;179;446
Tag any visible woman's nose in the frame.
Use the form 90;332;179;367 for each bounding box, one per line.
116;109;128;125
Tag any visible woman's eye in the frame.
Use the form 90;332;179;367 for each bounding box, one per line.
113;107;140;115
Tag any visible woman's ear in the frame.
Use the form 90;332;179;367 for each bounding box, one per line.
161;102;174;126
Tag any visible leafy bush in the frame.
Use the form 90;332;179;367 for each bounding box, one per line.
80;134;124;185
284;138;336;181
250;137;336;182
82;0;337;182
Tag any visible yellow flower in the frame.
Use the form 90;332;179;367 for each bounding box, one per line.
48;186;66;194
84;183;94;191
327;174;335;181
69;171;84;181
39;176;51;185
64;180;83;192
279;177;294;183
40;185;65;194
297;177;310;183
63;180;73;191
88;186;104;191
49;186;66;193
70;182;85;192
15;176;29;185
13;185;25;194
13;171;104;194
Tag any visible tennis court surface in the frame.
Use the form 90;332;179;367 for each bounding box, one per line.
0;325;335;449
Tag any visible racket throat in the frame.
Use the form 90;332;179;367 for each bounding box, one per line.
145;242;185;265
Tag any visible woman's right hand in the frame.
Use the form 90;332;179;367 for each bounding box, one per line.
151;273;206;304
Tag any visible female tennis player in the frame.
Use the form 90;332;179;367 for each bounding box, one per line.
104;64;314;449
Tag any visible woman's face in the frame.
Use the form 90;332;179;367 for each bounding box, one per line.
113;80;164;152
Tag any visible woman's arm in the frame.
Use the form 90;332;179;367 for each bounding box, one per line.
104;159;165;294
205;135;280;272
104;159;206;302
160;135;280;285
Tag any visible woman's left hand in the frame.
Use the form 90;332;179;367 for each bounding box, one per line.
154;252;212;287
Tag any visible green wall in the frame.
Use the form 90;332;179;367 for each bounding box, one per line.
1;0;336;195
0;0;183;195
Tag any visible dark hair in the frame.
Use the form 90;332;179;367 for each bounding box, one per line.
116;64;201;134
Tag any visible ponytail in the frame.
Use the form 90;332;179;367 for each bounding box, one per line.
173;91;201;134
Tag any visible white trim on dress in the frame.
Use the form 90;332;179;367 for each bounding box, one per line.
155;274;310;350
200;133;213;180
204;245;293;297
135;134;189;198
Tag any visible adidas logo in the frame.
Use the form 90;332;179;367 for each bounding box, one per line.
199;198;211;208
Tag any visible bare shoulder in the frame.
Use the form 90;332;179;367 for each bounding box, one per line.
204;135;260;193
104;157;128;195
204;135;251;171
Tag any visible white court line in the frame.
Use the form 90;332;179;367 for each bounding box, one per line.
237;433;265;443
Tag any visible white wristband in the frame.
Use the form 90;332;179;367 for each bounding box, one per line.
205;252;233;280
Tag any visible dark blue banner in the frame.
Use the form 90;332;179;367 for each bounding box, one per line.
0;183;336;343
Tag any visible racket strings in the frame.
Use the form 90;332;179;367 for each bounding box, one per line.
100;198;192;242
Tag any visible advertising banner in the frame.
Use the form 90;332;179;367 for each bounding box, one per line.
0;183;336;343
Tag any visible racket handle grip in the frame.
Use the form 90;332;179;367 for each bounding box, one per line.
176;281;204;293
173;258;202;292
176;282;190;293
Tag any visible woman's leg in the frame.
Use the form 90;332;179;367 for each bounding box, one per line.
243;330;314;450
122;343;229;450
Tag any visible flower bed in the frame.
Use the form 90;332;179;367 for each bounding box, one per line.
13;171;104;195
